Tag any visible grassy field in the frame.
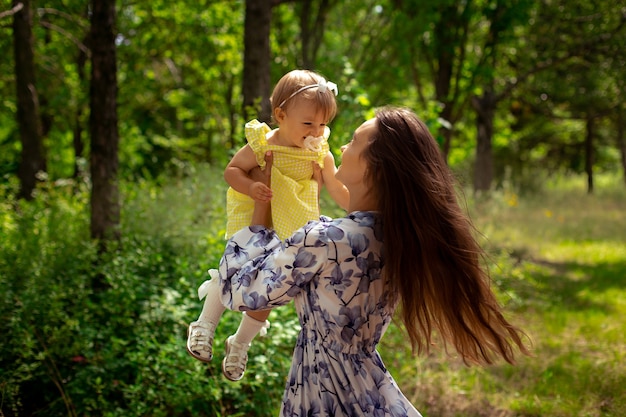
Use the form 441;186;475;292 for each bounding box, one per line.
1;170;624;417
377;176;626;417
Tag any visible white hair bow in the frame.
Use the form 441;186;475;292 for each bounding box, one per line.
317;79;338;96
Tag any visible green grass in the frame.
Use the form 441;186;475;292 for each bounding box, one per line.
1;169;624;416
378;175;626;417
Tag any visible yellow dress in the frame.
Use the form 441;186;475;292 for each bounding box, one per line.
226;119;330;240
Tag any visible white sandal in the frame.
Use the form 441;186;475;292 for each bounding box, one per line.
222;335;250;381
186;320;216;362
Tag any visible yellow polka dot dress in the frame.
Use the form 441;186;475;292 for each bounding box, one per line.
226;119;329;240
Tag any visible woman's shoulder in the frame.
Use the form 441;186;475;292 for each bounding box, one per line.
321;211;380;228
343;211;382;235
289;212;381;243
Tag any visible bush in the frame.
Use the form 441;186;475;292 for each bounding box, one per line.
0;165;296;417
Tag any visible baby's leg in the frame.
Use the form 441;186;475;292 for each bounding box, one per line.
232;310;271;345
197;281;226;324
246;310;271;323
222;310;271;381
187;276;224;362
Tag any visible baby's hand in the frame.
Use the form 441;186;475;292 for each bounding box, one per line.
249;181;273;202
312;161;323;191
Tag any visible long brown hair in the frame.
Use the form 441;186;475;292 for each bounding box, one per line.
364;106;529;365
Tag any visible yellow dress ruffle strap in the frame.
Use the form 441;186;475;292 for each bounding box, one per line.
226;119;330;240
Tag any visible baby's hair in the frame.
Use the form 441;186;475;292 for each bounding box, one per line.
270;69;338;123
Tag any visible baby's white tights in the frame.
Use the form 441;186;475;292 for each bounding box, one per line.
232;312;269;346
197;277;225;325
197;271;269;347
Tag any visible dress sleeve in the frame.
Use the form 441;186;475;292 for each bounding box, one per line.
244;119;271;168
218;222;328;311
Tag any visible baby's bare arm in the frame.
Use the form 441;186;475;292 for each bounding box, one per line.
321;152;349;210
224;145;273;202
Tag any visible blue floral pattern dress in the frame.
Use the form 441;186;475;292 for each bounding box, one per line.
218;211;422;417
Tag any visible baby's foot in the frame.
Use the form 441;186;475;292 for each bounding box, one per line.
222;335;250;381
187;320;216;362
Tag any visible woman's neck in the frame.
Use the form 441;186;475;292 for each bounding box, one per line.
347;184;378;213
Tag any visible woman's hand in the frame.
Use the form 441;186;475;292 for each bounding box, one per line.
312;161;323;203
250;152;273;227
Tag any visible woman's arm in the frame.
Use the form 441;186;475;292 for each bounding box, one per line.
321;152;349;210
224;145;273;202
249;151;273;227
219;221;326;312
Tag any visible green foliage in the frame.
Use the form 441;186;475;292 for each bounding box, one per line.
114;0;245;179
2;0;626;411
0;182;96;416
2;0;625;188
0;165;295;417
2;168;625;416
380;174;626;417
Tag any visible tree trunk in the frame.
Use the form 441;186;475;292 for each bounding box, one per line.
73;108;85;180
72;33;90;179
242;0;272;123
617;106;626;187
432;4;460;161
89;0;120;243
73;19;90;180
584;116;594;194
39;12;53;139
299;0;333;69
471;91;496;193
299;0;314;69
13;0;45;200
226;72;237;151
439;106;454;161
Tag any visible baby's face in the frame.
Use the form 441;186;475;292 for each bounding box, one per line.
275;101;329;149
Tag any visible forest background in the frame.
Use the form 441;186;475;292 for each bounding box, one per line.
1;0;625;416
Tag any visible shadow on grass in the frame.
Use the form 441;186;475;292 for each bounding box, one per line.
493;249;626;315
482;249;626;416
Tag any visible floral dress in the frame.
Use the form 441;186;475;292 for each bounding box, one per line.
218;211;422;417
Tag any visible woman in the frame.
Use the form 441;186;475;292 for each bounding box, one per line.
214;106;529;416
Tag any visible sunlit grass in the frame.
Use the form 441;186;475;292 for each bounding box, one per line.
380;174;626;417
